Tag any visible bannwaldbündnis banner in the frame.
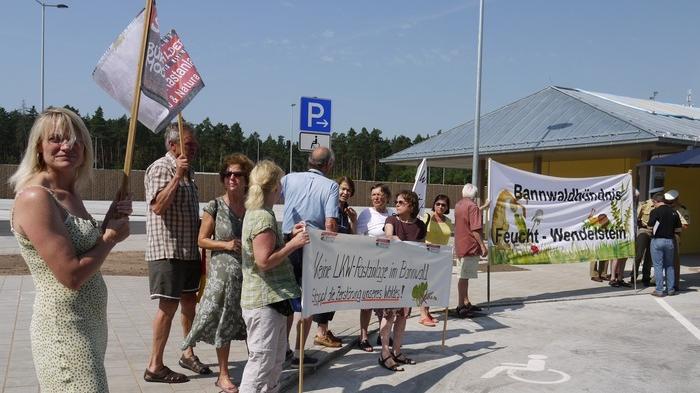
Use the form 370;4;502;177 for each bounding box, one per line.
487;160;635;265
301;229;452;317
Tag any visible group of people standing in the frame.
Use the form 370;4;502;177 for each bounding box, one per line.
590;187;690;297
10;108;490;393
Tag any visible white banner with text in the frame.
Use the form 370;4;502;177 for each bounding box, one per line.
487;160;635;265
301;229;453;317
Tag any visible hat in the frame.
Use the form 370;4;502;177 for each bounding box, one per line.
664;189;679;201
649;186;664;195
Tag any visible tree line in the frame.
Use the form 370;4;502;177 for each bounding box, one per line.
0;104;469;184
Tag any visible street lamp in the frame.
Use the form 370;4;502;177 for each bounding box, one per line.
254;133;260;162
35;0;69;111
289;103;296;173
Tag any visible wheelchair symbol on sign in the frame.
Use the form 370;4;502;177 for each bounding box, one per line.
310;135;320;149
481;355;570;385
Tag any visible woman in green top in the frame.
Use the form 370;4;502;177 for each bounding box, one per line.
419;194;453;326
182;153;254;393
239;160;309;392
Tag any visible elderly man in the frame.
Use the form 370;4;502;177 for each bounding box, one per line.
664;189;690;291
281;147;339;366
453;183;488;318
143;124;210;384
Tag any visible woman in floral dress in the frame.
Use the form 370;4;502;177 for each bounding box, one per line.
182;153;254;393
10;108;131;392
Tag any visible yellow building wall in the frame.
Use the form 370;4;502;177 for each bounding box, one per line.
663;167;700;254
501;157;698;254
542;158;638;177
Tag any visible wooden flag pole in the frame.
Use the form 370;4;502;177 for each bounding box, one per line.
177;113;186;156
298;318;305;393
442;308;448;348
177;113;189;180
120;0;154;196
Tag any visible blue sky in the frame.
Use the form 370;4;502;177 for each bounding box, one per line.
2;0;699;140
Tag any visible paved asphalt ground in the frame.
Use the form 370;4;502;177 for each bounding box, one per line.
2;200;700;392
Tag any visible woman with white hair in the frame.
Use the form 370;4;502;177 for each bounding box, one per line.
9;107;132;392
239;160;309;392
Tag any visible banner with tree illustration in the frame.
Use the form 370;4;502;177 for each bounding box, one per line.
301;229;452;317
487;160;635;265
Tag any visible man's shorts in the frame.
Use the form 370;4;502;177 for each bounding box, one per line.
458;256;479;279
148;258;201;300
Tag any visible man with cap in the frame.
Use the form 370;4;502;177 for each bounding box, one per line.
634;186;663;286
647;192;682;296
664;189;690;290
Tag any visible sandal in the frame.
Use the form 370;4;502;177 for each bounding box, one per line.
179;355;213;375
393;353;416;365
358;339;374;352
215;380;239;393
143;366;190;383
418;317;437;327
378;355;404;372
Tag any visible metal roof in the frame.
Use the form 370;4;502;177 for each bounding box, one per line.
381;86;700;167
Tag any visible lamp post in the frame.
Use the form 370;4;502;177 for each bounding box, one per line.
35;0;69;111
289;103;296;173
256;134;260;162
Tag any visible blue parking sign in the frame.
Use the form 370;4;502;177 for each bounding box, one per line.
300;97;331;133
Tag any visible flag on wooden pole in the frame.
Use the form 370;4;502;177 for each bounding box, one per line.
92;3;204;133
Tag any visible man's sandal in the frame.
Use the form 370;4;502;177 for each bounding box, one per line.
393;353;416;365
378;355;404;372
179;355;213;374
143;366;189;383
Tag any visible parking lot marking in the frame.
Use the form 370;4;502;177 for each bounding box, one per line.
654;298;700;341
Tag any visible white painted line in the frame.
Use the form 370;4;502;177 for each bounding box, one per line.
654;297;700;341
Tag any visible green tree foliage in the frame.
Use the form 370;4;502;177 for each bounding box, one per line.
0;105;468;184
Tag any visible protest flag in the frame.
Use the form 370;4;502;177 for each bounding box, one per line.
412;158;428;211
92;0;204;192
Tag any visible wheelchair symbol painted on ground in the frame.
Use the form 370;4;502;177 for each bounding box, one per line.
481;355;571;385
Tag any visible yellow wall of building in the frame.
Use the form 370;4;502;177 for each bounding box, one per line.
541;158;638;177
503;157;698;254
663;167;700;254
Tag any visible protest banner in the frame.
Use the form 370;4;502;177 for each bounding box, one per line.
487;160;635;265
93;4;204;134
300;229;453;317
92;0;204;195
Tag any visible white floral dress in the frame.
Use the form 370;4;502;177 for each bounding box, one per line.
13;187;109;392
183;197;247;349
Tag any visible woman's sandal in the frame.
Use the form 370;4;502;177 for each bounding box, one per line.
215;380;239;393
418;316;437;327
143;366;189;383
378;355;404;372
393;353;416;365
358;339;374;352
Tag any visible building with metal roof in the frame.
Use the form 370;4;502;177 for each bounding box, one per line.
381;86;700;169
382;86;700;254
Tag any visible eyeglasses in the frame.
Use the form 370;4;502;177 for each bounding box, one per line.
435;202;447;207
395;200;408;206
221;171;245;179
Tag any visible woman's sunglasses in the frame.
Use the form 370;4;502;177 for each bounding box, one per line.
221;171;245;179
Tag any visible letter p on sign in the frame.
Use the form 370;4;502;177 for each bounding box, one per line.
300;97;332;133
